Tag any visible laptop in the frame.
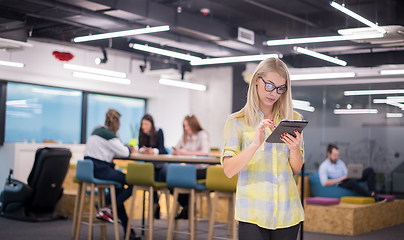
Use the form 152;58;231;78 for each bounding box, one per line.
346;163;363;179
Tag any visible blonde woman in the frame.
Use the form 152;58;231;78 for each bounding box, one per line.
221;58;304;240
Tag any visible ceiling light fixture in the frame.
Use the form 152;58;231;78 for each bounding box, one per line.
0;60;24;68
330;1;386;34
344;89;404;96
373;99;404;109
264;33;383;46
159;78;206;91
292;99;315;112
130;43;201;62
294;46;347;66
290;72;355;81
32;88;82;96
334;109;378;114
190;54;278;66
95;47;108;65
73;25;170;42
72;72;131;85
380;69;404;75
386;96;404;102
64;63;126;78
386;113;403;118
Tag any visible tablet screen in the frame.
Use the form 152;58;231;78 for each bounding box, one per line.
265;120;308;143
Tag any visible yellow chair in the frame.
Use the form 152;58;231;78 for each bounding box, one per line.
125;162;171;240
206;165;238;240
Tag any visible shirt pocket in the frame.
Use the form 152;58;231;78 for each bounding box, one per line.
242;131;255;149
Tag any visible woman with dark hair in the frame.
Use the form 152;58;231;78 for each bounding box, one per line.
138;114;167;219
171;114;210;219
138;114;168;155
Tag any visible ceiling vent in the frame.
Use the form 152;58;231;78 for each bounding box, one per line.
237;27;255;45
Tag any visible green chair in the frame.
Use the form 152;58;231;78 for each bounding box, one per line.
206;165;238;240
125;162;170;240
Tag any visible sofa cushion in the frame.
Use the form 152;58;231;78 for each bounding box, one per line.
341;196;375;204
306;197;340;205
378;194;395;202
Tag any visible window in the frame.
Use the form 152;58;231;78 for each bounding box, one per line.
86;94;145;145
5;82;82;143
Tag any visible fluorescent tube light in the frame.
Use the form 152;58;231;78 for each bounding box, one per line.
73;72;131;85
130;43;201;62
387;96;404;102
294;105;315;112
294;47;347;66
32;88;82;96
330;1;386;34
64;63;126;78
334;109;378;114
386;113;403;118
190;54;278;66
292;99;311;106
373;99;404;109
292;99;315;112
290;72;355;81
344;89;404;96
380;69;404;75
159;78;206;91
264;33;383;46
0;60;24;68
74;25;170;42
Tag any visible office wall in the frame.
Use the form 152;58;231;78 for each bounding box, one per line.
0;40;232;148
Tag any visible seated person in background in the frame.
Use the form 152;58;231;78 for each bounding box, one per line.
84;109;140;240
171;114;210;219
318;143;385;202
138;114;168;219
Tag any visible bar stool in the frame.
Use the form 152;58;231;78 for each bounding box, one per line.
71;175;82;238
75;160;121;240
206;165;238;240
125;162;171;240
166;164;211;240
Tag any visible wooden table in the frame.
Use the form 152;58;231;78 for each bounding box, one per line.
115;153;221;164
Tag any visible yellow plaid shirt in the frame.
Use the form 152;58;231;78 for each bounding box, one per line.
221;111;304;229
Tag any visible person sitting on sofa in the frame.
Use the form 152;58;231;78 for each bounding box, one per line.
318;143;385;202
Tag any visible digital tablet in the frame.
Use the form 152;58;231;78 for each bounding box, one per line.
265;120;308;143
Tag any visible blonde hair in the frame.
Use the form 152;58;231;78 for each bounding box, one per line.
233;58;294;126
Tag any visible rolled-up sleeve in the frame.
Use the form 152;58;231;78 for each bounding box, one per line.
221;119;241;165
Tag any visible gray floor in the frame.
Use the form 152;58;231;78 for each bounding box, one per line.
1;216;404;240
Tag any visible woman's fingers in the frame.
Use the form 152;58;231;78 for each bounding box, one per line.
280;132;300;148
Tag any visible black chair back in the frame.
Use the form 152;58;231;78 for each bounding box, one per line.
27;147;72;209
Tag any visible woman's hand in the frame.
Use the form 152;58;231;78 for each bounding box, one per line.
140;146;154;154
251;119;275;148
280;130;302;152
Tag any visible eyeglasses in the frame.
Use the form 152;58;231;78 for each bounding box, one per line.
259;77;287;94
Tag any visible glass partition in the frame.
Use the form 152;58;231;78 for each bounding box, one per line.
293;82;404;193
5;82;82;143
86;94;146;145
